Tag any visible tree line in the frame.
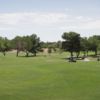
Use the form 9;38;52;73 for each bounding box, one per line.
62;32;100;58
0;32;100;58
0;34;40;56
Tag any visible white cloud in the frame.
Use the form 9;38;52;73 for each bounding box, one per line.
0;12;100;41
83;20;100;29
0;12;67;26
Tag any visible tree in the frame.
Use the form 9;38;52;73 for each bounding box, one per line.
12;36;24;56
80;37;90;57
88;35;100;56
12;34;41;57
0;37;11;56
27;34;40;56
97;44;100;55
62;32;81;58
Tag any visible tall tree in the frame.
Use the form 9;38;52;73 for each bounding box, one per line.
62;32;81;58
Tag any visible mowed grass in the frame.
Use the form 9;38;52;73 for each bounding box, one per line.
0;52;100;100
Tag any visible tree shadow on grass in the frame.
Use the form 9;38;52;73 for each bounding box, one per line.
17;55;37;58
88;54;98;58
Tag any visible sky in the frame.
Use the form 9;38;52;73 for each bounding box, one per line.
0;0;100;41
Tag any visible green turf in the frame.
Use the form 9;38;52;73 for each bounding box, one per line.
0;52;100;100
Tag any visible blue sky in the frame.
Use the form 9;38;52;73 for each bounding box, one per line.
0;0;100;41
